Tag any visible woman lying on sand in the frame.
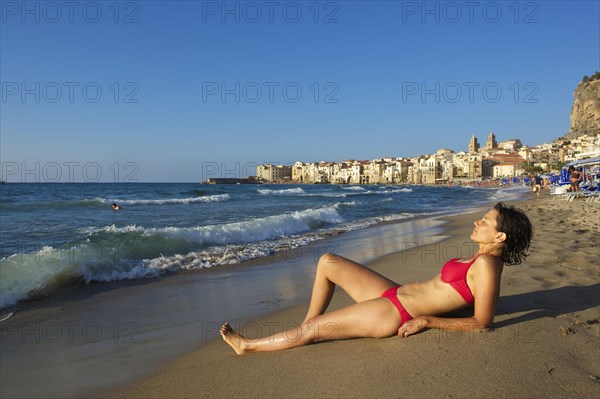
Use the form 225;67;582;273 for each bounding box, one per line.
221;202;532;354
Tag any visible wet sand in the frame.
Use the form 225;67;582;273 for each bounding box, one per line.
0;205;450;398
2;193;598;398
112;194;600;398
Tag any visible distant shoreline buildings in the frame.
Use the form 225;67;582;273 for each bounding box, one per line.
255;132;600;184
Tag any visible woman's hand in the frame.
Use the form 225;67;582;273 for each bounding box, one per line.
398;316;430;338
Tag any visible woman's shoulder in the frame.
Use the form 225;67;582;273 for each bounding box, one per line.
473;254;503;271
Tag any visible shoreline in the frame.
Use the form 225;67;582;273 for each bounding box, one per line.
1;184;507;314
0;182;523;312
4;191;596;398
113;193;599;398
0;199;463;399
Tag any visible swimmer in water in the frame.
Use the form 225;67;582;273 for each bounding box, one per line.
111;203;122;211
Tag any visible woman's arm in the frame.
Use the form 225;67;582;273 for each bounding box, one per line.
398;256;502;337
398;316;484;337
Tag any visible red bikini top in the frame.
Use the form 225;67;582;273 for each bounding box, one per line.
440;255;479;304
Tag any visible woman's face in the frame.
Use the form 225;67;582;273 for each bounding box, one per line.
471;208;503;245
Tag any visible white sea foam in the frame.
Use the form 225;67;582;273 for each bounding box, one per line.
257;188;306;195
0;203;419;310
106;194;230;205
3;181;513;310
0;312;14;322
340;212;416;231
0;244;144;309
489;185;529;201
0;188;430;310
0;205;422;309
142;212;418;273
0;206;344;308
142;234;324;272
377;188;413;194
375;213;417;222
92;206;343;244
337;187;413;196
302;192;348;198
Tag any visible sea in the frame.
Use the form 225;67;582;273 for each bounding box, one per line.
0;182;529;310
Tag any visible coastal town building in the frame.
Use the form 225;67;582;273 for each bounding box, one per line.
468;134;479;153
486;132;498;150
485;154;527;178
498;139;522;151
256;164;292;182
558;133;600;162
256;132;600;184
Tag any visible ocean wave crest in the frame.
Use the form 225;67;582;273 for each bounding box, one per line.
0;206;343;309
106;194;230;205
91;206;342;244
377;188;413;194
257;188;306;195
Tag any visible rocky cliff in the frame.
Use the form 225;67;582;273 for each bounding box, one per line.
564;79;600;140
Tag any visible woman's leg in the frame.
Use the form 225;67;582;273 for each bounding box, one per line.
221;297;401;354
303;253;398;322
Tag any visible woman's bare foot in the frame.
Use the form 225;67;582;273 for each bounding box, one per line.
220;322;248;355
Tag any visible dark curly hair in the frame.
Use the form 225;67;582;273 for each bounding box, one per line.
493;202;533;265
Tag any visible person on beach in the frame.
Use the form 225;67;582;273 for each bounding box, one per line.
569;166;583;192
221;202;532;354
533;175;542;196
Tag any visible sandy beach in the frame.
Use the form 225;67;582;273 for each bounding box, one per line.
2;192;599;398
110;193;600;398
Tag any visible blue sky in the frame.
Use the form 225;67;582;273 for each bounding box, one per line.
1;0;599;182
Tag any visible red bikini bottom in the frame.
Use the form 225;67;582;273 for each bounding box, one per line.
381;286;413;326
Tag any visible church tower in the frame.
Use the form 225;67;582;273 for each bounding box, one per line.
486;132;498;149
469;134;479;153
